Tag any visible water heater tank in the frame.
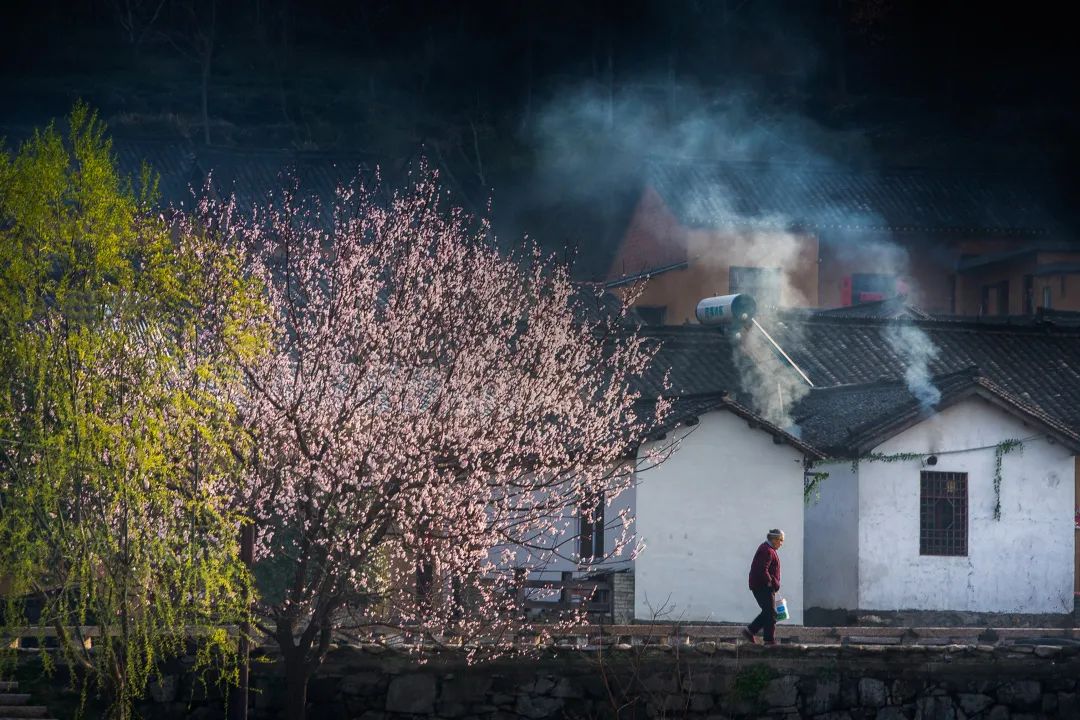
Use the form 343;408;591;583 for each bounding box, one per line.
695;293;757;325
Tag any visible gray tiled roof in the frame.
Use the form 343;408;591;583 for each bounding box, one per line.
770;316;1080;431
791;368;1080;456
647;159;1057;235
641;392;824;459
633;316;1080;445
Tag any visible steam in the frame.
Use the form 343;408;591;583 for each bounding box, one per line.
883;323;941;409
527;80;942;422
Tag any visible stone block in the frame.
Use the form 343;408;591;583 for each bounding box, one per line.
439;674;492;704
762;676;798;708
689;692;715;712
385;673;436;714
916;696;956;720
957;693;993;714
516;693;564;719
874;707;912;720
550;677;583;699
859;678;888;708
996;680;1041;708
529;676;556;695
892;679;922;704
1058;692;1078;717
341;672;383;696
985;706;1010;720
352;712;384;720
802;677;840;715
435;700;468;717
841;678;860;708
815;712;853;720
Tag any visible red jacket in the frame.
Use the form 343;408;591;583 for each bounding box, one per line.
748;541;780;591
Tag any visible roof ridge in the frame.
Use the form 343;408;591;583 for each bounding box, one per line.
805;365;982;396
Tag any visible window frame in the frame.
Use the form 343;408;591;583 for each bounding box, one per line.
919;470;968;557
578;492;605;561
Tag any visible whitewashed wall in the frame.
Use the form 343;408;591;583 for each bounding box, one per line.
858;397;1075;614
804;462;859;610
493;467;637;582
635;410;807;624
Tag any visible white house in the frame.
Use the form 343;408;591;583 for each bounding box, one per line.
632;395;822;625
799;369;1080;624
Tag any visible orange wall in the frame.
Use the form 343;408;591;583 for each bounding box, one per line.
619;229;819;324
607;187;686;280
956;258;1038;316
954;250;1080;315
609;190;1071;318
816;233;956;312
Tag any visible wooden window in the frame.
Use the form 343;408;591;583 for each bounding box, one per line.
578;493;605;560
920;471;968;556
996;281;1009;316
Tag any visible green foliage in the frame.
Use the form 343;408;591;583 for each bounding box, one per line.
803;469;830;505
992;439;1023;521
836;439;1026;521
732;664;776;701
0;104;264;719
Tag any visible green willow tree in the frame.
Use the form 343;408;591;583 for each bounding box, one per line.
0;105;267;719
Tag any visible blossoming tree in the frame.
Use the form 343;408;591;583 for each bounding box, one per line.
198;166;669;719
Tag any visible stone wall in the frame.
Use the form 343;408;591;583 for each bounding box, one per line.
611;570;634;624
14;641;1080;719
805;606;1077;629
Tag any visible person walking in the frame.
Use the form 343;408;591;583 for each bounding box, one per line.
742;528;784;645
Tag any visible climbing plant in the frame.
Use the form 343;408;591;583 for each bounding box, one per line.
991;439;1024;521
809;439;1028;521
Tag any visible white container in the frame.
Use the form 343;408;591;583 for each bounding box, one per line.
695;293;757;325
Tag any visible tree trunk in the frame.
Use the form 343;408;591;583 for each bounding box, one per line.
228;522;255;720
283;651;311;720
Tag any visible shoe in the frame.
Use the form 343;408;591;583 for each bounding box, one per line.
741;628;760;645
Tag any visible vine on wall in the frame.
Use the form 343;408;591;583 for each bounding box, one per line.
806;439;1028;521
991;439;1023;520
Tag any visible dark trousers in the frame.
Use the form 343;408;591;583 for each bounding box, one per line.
747;587;776;641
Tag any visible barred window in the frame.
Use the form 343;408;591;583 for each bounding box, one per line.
920;471;968;556
578;493;605;561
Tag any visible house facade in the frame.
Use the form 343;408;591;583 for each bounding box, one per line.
606;160;1076;321
633;398;821;625
799;374;1080;624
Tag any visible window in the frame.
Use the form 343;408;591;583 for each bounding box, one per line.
851;273;896;304
920;471;968;556
996;281;1009;316
1043;285;1053;310
979;281;1009;315
635;306;666;325
729;266;781;307
578;493;605;561
1023;275;1034;315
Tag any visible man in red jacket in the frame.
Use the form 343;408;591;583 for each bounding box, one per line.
742;529;784;645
